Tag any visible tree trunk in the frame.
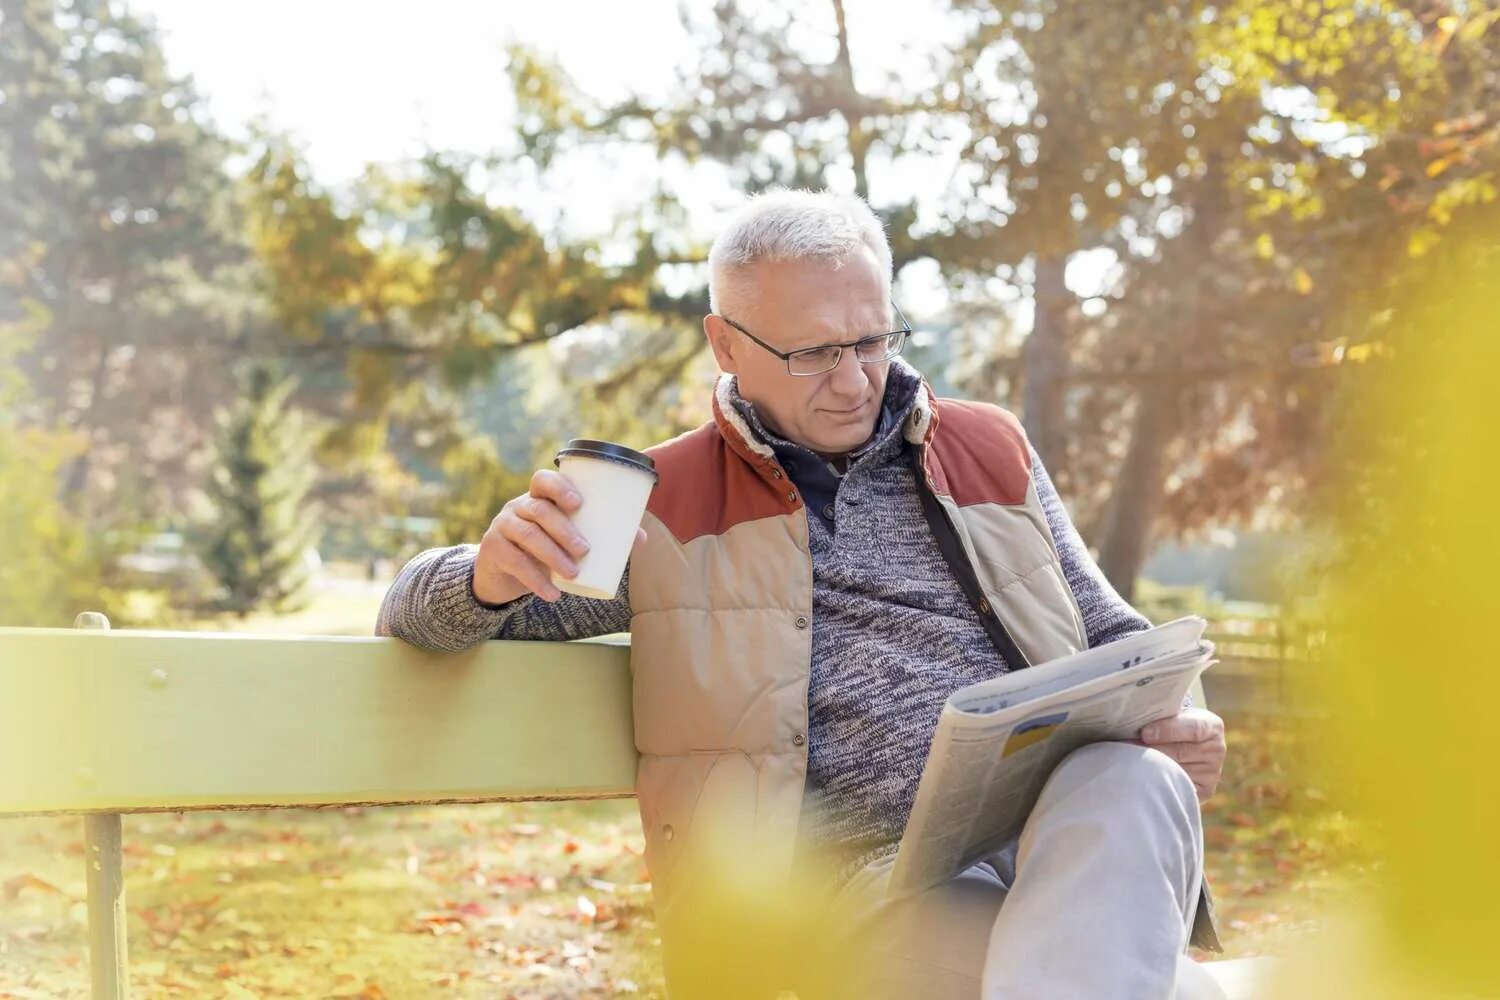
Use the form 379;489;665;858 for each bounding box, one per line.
830;0;871;201
1095;153;1228;598
1021;253;1069;469
1096;383;1178;601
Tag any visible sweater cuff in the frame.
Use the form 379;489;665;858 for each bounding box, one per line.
426;546;522;638
468;559;516;611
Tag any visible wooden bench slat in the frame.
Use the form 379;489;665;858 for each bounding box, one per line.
0;629;637;814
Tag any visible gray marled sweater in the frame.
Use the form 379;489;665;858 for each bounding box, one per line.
377;360;1151;877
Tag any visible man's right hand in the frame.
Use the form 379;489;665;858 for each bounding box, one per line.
471;469;646;605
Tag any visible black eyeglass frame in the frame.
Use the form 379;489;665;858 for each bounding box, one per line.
716;302;913;377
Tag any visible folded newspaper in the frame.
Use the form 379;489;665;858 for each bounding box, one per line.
887;615;1216;900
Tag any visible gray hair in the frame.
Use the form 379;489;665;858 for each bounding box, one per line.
707;189;893;317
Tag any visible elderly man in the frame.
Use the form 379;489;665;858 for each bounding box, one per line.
378;189;1226;999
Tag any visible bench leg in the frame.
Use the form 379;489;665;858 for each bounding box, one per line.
74;612;129;998
84;813;129;999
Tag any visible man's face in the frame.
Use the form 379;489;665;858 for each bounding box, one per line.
705;247;893;457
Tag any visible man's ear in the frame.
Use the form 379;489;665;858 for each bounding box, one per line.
703;314;740;375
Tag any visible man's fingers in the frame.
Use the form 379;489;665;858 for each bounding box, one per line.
505;551;562;603
1145;741;1223;765
1140;719;1211;744
1137;710;1226;800
499;516;579;584
513;547;563;602
529;469;583;512
475;544;559;603
515;495;591;559
1185;765;1219;800
1140;710;1222;745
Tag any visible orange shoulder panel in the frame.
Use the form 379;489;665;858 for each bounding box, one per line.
926;399;1032;507
645;422;793;544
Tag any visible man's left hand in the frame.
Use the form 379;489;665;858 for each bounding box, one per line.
1139;708;1226;800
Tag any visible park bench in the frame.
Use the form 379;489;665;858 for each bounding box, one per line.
1;615;1269;999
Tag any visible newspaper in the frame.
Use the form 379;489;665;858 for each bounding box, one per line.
887;616;1216;900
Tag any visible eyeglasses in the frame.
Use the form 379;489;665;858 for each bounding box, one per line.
717;303;912;377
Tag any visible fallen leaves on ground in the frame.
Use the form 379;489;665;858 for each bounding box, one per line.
1192;714;1378;961
1;876;66;903
0;801;662;998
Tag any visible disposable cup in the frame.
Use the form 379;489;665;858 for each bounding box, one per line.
550;439;658;599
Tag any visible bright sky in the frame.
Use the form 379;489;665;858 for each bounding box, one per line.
130;1;961;182
129;0;1089;319
133;1;693;182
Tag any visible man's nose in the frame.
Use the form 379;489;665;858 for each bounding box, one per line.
828;346;869;395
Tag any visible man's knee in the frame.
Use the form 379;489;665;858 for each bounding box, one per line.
1045;741;1198;819
1027;741;1204;911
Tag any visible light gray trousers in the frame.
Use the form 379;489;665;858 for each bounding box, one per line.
829;742;1211;1000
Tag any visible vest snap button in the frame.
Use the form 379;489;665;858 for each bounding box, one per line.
794;615;810;630
662;823;675;841
772;469;784;479
792;733;806;747
786;489;797;503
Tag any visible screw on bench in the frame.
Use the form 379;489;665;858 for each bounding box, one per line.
75;611;129;999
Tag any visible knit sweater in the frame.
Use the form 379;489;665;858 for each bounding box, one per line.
375;360;1152;877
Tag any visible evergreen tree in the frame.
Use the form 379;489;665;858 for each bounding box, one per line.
197;363;320;616
0;0;245;524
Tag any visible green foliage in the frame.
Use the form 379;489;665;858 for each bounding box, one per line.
0;306;134;626
570;0;1491;592
236;137;702;536
432;436;534;548
0;422;99;627
195;363;322;616
4;0;1497;591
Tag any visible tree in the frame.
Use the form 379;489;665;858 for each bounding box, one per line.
236;127;715;542
925;0;1493;596
17;0;1474;599
0;0;246;526
581;0;1495;599
1107;0;1498;593
196;363;321;616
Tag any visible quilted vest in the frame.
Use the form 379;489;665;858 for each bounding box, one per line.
627;377;1088;993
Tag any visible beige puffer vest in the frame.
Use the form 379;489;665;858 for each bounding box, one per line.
626;377;1091;993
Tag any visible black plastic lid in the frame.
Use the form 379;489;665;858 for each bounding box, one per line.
554;439;658;482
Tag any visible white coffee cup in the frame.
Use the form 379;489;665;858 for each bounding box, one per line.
551;439;658;600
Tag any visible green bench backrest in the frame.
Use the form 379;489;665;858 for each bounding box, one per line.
0;627;1209;816
0;628;637;815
